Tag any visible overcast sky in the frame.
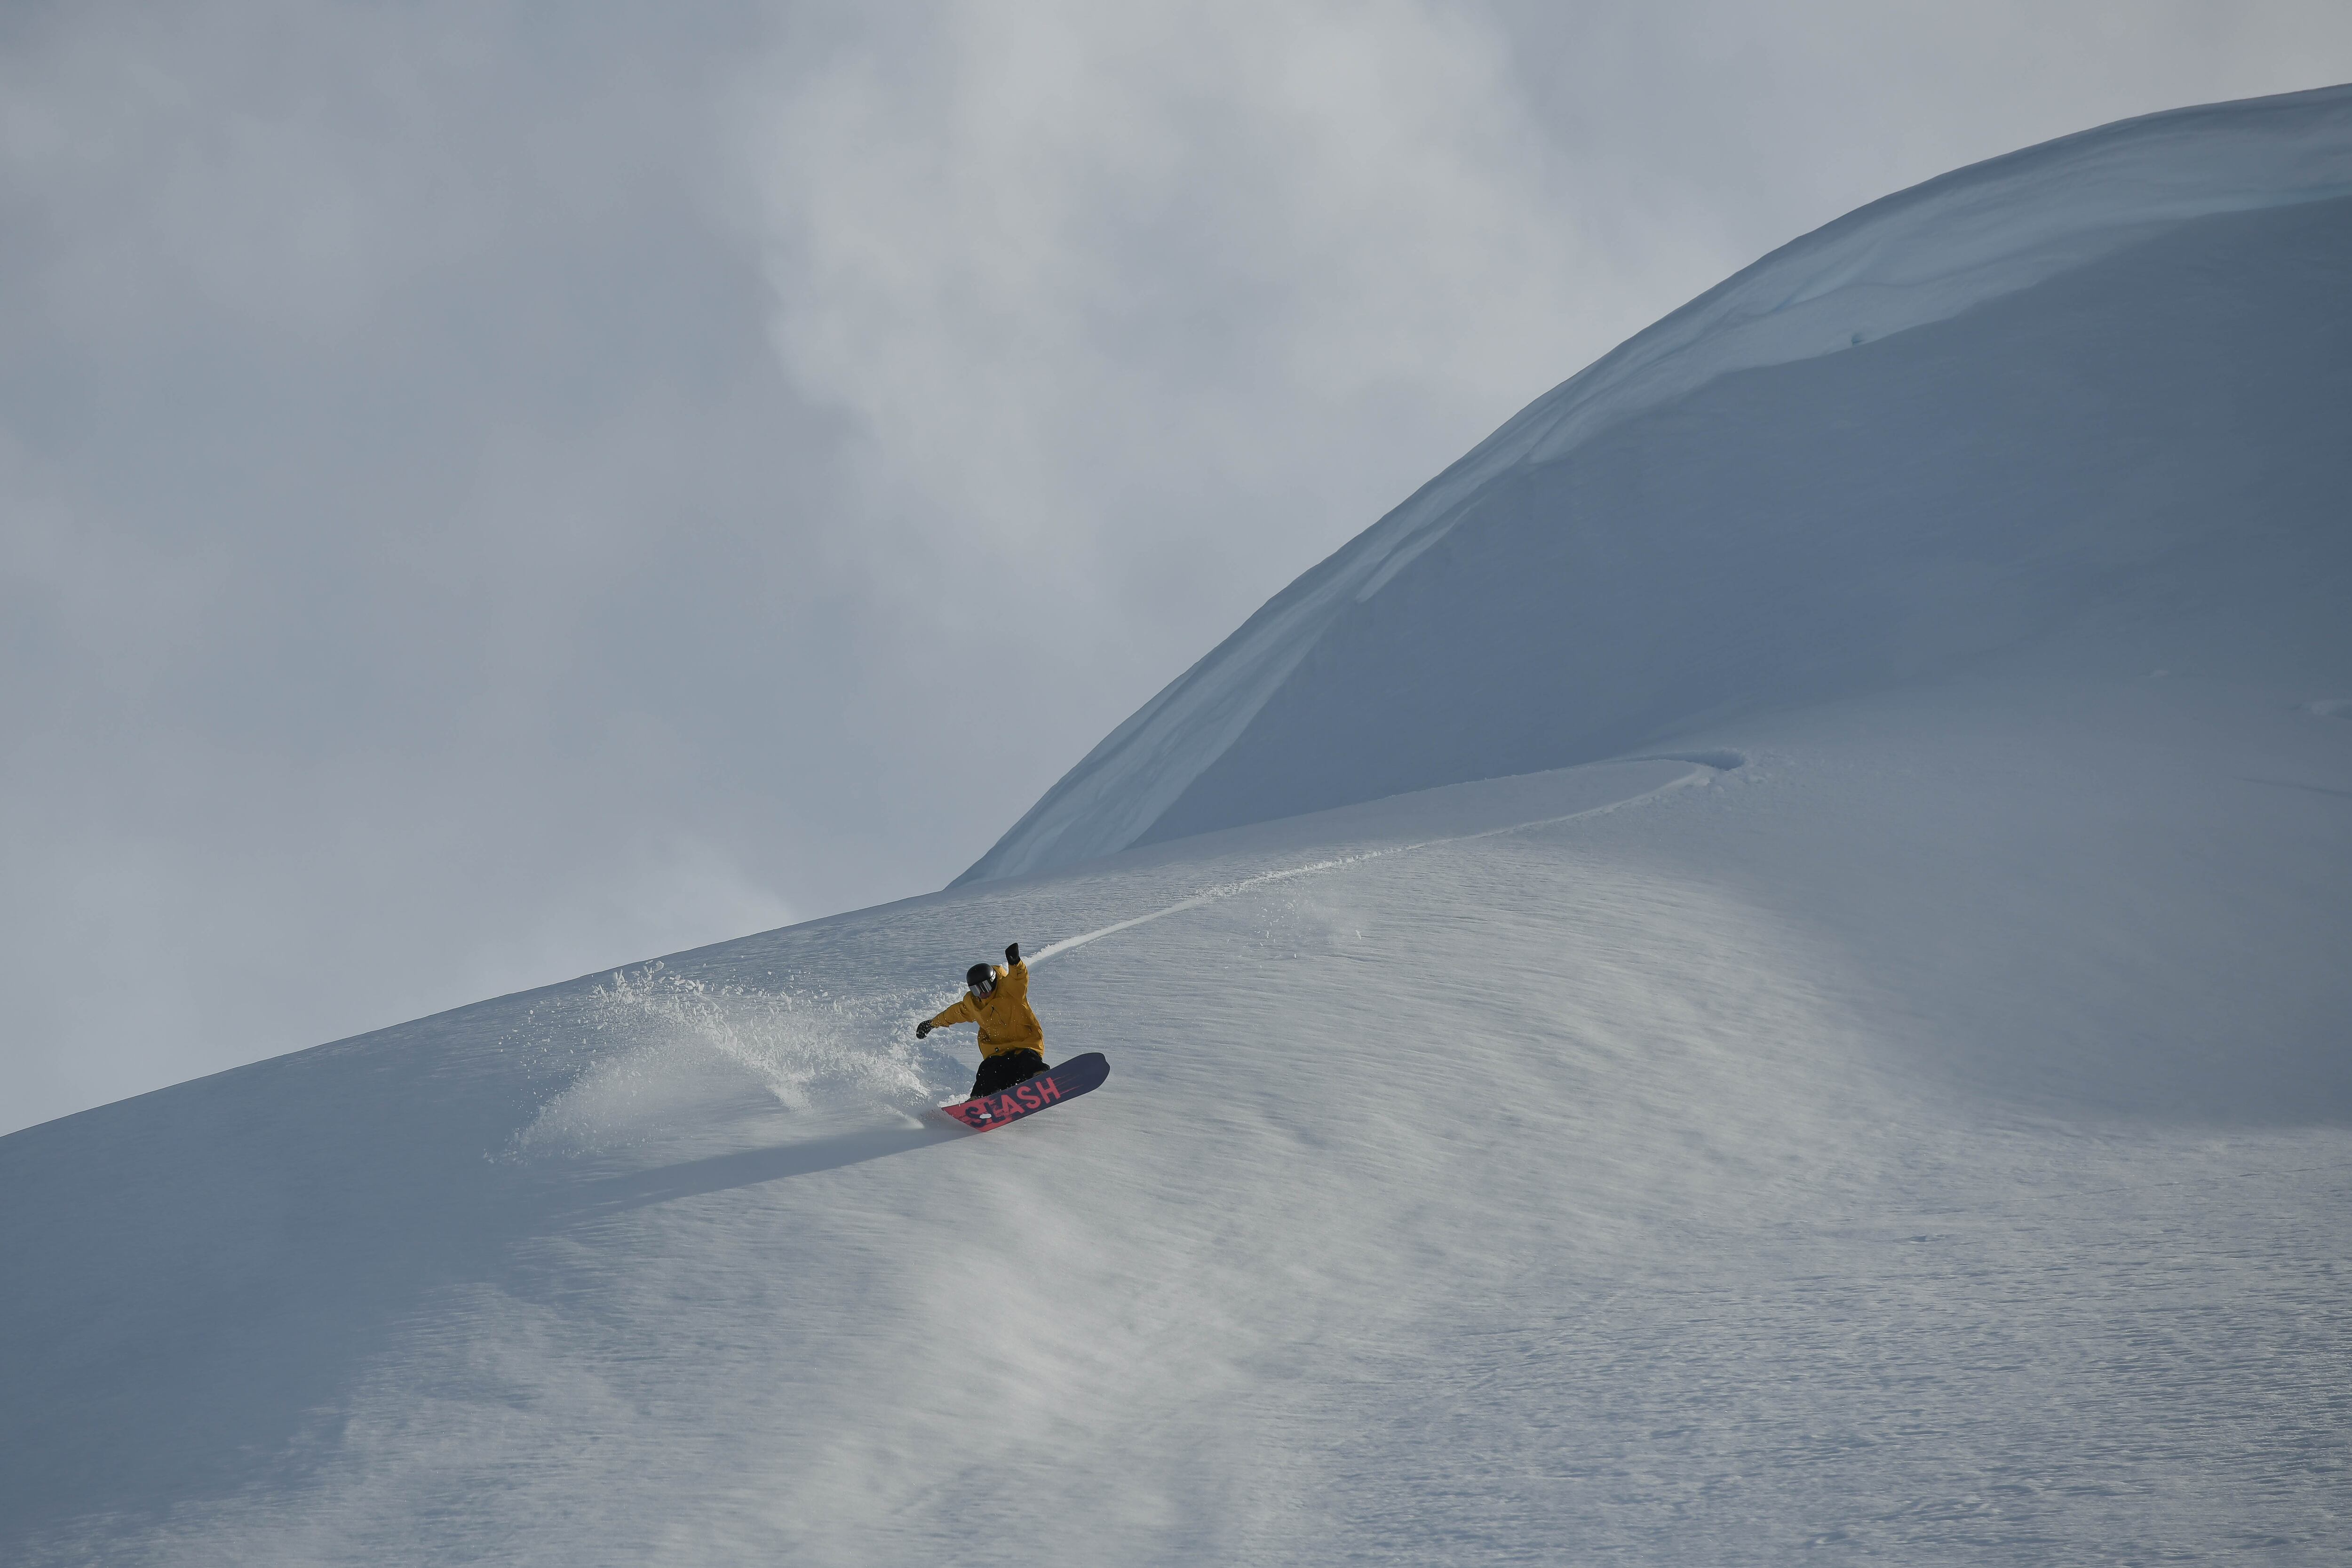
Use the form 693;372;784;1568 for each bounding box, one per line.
4;0;2349;1135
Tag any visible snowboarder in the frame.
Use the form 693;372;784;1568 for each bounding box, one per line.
916;942;1050;1100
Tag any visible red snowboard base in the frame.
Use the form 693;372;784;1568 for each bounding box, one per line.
936;1051;1110;1132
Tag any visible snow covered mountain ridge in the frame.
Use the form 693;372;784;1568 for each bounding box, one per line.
956;83;2352;885
5;86;2350;1566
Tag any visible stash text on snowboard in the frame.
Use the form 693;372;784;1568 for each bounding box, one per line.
937;1052;1110;1132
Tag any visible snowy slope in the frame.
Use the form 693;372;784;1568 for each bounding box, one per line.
6;682;2348;1564
956;84;2352;885
7;87;2352;1565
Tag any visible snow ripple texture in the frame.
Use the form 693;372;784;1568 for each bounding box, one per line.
7;708;2352;1565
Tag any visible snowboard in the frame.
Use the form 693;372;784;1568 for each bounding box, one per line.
935;1051;1110;1132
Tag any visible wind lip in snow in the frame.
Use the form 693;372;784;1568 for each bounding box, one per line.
952;83;2352;890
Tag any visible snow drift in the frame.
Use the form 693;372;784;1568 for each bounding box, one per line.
5;87;2351;1566
956;83;2352;884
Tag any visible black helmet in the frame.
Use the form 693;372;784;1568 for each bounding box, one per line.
966;963;995;991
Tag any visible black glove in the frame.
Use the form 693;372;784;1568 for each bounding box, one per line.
1005;941;1021;965
915;1020;933;1039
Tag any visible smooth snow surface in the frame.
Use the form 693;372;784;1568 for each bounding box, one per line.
6;684;2350;1564
8;86;2352;1565
957;84;2352;885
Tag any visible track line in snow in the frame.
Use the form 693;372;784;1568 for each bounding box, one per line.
1031;761;1723;966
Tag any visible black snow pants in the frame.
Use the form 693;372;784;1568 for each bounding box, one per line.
969;1048;1049;1100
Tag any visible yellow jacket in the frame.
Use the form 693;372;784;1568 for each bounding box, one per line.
926;961;1043;1058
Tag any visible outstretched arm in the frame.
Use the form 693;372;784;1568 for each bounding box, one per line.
915;995;980;1039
